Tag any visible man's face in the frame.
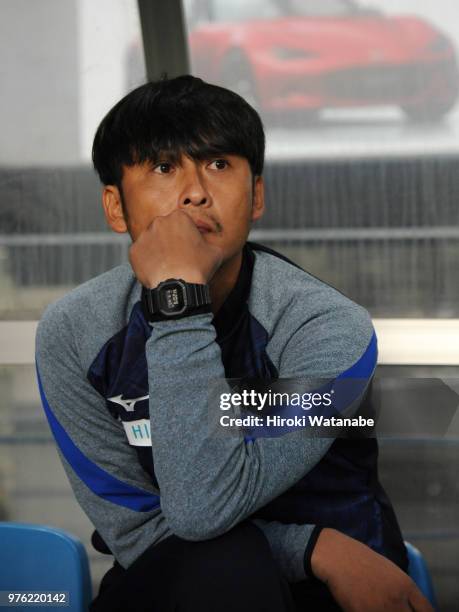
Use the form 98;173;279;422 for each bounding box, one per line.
102;153;264;265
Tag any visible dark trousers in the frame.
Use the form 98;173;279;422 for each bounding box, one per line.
90;522;341;612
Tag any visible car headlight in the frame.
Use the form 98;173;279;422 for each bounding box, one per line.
271;47;317;60
427;34;452;54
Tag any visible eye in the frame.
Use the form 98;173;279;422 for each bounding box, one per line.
209;159;229;170
153;162;173;174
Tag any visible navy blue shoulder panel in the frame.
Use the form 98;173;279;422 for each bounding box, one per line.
87;302;152;420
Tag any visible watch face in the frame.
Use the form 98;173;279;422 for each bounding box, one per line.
159;281;187;315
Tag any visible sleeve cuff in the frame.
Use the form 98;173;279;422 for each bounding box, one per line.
303;525;323;577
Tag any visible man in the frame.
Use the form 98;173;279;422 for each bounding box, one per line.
36;75;432;611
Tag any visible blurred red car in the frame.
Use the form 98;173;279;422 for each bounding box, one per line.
187;0;459;121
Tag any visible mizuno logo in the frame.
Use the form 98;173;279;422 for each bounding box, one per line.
107;394;149;412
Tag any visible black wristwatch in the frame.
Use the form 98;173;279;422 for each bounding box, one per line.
141;278;212;322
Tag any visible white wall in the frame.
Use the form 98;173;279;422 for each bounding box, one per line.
77;0;145;161
0;0;145;166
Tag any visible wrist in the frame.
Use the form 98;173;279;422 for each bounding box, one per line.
310;527;344;583
303;526;324;578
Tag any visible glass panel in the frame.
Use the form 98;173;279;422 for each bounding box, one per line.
211;0;281;21
1;364;457;604
0;0;145;320
185;0;459;143
180;0;459;317
2;1;459;321
0;364;113;592
287;0;358;18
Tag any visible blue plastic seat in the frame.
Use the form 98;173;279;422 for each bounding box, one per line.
0;522;92;612
0;523;436;611
405;541;437;609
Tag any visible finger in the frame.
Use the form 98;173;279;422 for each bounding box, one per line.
407;587;434;612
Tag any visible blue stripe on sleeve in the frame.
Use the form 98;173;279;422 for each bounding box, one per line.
243;330;378;440
337;330;377;380
36;364;160;512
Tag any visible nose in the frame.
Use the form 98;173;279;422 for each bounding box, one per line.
178;163;210;208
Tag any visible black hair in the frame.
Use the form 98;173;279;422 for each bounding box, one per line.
92;75;265;190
